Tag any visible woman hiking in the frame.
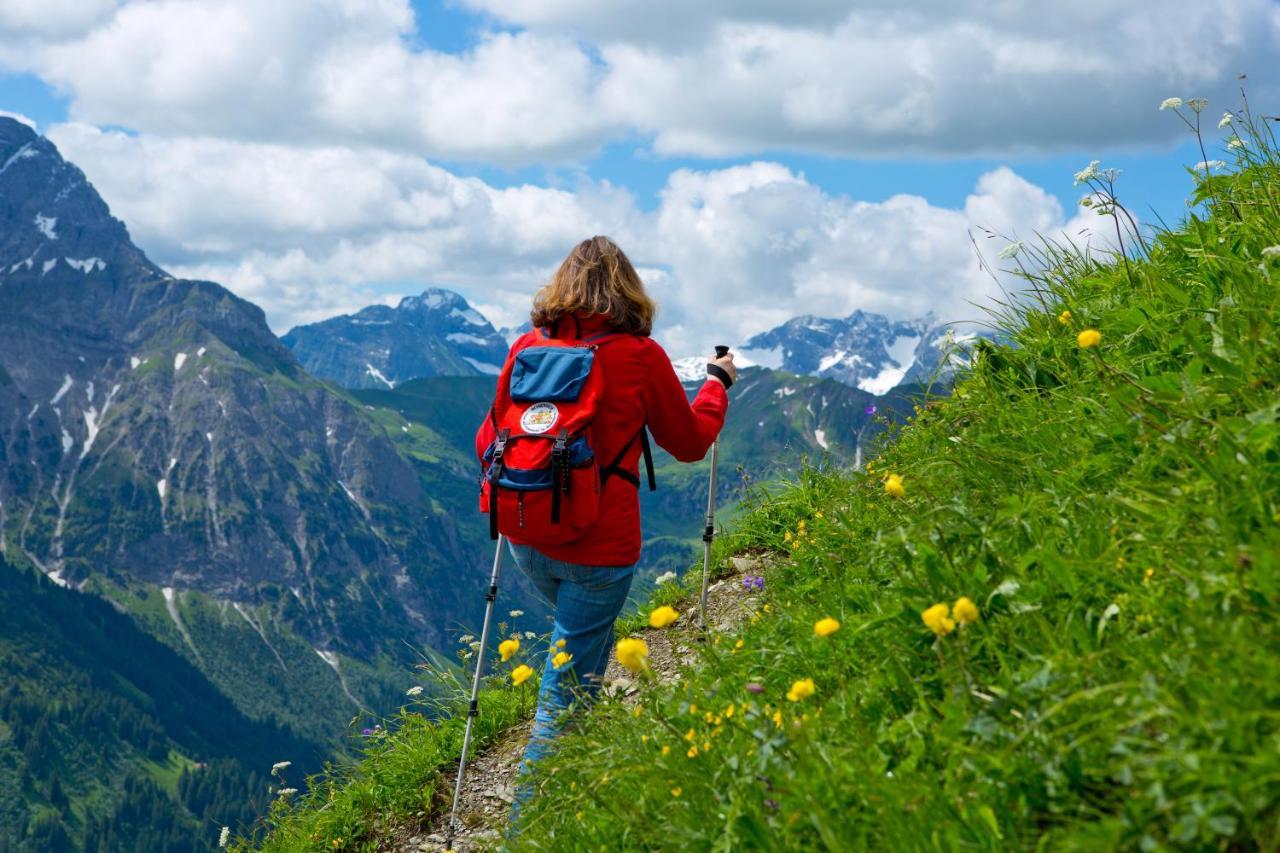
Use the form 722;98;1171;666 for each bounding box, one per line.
474;235;735;818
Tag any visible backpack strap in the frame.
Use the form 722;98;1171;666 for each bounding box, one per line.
550;428;570;524
488;429;510;540
600;426;656;492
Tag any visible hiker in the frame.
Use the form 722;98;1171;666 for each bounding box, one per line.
474;235;735;812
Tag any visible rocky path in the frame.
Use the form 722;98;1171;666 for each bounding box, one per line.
392;554;770;852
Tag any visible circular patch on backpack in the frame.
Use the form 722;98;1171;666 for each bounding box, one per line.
520;402;560;434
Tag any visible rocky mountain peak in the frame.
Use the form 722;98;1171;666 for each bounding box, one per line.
282;287;508;388
0;117;159;281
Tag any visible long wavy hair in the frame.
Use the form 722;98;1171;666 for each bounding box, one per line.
530;236;656;336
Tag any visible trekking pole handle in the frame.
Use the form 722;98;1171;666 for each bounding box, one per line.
714;345;730;358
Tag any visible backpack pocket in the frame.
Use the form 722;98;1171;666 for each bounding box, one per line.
510;346;595;402
479;434;601;544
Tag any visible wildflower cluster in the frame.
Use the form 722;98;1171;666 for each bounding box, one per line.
921;597;980;637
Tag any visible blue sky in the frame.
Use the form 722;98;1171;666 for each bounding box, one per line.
1;0;1273;353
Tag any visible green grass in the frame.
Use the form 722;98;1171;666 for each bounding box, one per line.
254;107;1280;851
241;679;536;852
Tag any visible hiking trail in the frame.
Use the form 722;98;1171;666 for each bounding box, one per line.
391;554;772;852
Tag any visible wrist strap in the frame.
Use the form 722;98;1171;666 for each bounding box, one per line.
706;364;733;389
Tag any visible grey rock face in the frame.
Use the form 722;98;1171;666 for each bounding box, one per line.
0;117;474;655
281;289;509;389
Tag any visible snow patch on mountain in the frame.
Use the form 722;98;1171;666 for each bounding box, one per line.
462;356;501;376
33;213;56;240
365;364;395;388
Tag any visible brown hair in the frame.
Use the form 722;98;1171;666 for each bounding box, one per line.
530;236;656;336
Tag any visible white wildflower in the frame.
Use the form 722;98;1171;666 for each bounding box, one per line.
654;571;678;585
276;788;298;797
270;761;290;775
1192;160;1226;171
1073;160;1100;185
1218;112;1233;129
458;634;475;645
997;242;1023;260
509;609;524;618
1079;195;1095;208
468;641;481;650
1227;137;1246;150
1187;97;1208;112
406;685;424;697
523;631;537;640
1261;246;1280;258
219;827;230;848
1159;97;1182;111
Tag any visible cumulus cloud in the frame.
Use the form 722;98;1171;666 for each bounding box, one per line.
48;124;1114;355
4;0;1277;161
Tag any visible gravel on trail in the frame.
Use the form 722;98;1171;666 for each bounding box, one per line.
392;554;771;852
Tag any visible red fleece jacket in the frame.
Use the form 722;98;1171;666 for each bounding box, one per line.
474;314;728;566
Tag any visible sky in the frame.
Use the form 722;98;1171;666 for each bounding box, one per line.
1;0;1276;357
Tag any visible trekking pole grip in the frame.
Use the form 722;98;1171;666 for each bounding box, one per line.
715;345;730;358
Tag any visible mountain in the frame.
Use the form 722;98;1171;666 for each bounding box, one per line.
0;117;509;844
281;289;509;389
739;309;975;393
0;553;326;849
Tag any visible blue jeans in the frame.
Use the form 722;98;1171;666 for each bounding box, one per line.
507;543;635;820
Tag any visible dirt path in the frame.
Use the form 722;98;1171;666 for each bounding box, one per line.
391;554;770;852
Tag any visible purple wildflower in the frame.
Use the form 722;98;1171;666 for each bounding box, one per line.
741;576;753;591
745;682;764;694
865;404;877;416
751;575;765;591
362;728;373;736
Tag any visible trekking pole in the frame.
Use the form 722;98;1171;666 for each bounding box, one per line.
445;534;506;847
699;345;730;631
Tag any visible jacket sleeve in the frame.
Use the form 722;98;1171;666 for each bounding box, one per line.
643;342;728;463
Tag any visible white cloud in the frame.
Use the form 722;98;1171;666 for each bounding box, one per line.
4;0;1277;161
47;123;1112;356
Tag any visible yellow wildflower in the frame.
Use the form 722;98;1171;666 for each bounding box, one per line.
641;734;648;742
689;703;697;714
498;637;520;662
671;787;682;797
813;617;841;637
615;637;649;673
1057;309;1072;325
705;711;714;723
784;530;793;543
633;706;643;718
786;678;815;702
734;638;745;650
1077;328;1102;348
1144;568;1155;584
884;473;906;499
552;651;573;668
724;704;735;718
661;745;670;755
649;605;679;629
555;638;567;650
952;597;979;626
922;603;956;636
684;728;695;742
772;710;783;728
510;664;534;686
702;741;711;751
687;745;698;758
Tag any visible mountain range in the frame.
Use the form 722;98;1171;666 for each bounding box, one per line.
0;116;940;849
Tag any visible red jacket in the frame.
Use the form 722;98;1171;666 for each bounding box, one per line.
475;313;728;566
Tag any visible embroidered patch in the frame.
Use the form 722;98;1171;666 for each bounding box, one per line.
520;402;560;434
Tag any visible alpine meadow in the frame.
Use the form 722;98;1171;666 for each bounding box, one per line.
245;102;1280;849
3;2;1280;851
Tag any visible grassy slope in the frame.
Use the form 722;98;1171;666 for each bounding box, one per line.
253;117;1278;850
